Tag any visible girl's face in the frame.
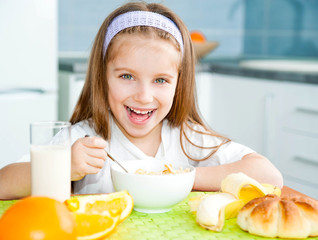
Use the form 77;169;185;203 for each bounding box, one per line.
106;34;180;141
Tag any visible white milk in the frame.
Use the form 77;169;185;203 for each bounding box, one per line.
31;145;71;202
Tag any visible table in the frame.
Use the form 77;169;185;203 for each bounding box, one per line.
0;186;317;240
281;185;310;198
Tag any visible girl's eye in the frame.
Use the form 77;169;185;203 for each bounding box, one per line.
121;74;133;80
154;78;166;84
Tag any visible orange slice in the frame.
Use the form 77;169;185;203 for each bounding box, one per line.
74;212;119;240
65;191;133;239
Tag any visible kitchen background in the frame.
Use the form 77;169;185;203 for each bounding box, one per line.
1;0;317;197
59;0;318;57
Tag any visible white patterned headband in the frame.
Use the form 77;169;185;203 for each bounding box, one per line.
103;11;184;57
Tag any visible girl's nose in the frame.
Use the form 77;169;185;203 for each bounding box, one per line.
133;83;153;103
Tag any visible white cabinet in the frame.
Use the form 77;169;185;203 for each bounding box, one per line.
0;92;57;169
196;72;318;199
274;83;318;199
195;72;215;126
196;72;281;156
58;71;85;121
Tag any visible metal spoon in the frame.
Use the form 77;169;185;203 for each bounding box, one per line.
105;151;129;173
84;135;129;173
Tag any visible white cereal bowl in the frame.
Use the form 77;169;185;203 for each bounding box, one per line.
111;159;196;213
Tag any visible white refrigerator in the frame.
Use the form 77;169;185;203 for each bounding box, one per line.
0;0;58;168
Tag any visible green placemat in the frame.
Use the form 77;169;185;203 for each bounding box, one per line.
1;194;317;240
109;192;318;240
0;200;17;216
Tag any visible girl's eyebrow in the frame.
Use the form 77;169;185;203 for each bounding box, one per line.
113;67;134;72
154;73;176;79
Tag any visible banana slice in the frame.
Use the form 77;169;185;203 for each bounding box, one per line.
221;172;267;203
188;194;208;214
196;193;237;232
262;183;281;196
224;198;245;219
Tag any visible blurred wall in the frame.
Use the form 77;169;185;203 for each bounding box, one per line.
244;0;318;57
58;0;244;57
59;0;318;58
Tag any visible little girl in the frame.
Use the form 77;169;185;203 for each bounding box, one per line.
0;2;283;199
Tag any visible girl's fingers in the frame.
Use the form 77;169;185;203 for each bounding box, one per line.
71;136;109;180
82;136;108;149
85;147;107;161
86;157;106;169
82;164;102;175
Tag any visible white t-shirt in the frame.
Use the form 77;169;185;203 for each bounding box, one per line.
18;118;255;194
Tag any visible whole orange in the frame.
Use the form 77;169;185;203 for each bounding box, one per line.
190;31;206;43
0;196;76;240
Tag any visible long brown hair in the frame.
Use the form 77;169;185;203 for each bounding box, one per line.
70;1;230;161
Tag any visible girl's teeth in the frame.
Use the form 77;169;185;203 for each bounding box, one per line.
128;107;152;115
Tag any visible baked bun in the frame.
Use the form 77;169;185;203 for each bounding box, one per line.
237;194;318;239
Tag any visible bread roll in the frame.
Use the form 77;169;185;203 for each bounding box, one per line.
237;194;318;238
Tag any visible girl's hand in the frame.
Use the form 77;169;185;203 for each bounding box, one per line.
71;136;108;181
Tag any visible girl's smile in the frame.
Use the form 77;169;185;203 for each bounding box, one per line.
126;106;156;124
106;34;181;145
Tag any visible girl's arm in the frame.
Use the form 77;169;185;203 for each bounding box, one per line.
193;152;283;192
0;162;31;199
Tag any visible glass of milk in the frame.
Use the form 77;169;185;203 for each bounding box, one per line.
30;121;71;202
